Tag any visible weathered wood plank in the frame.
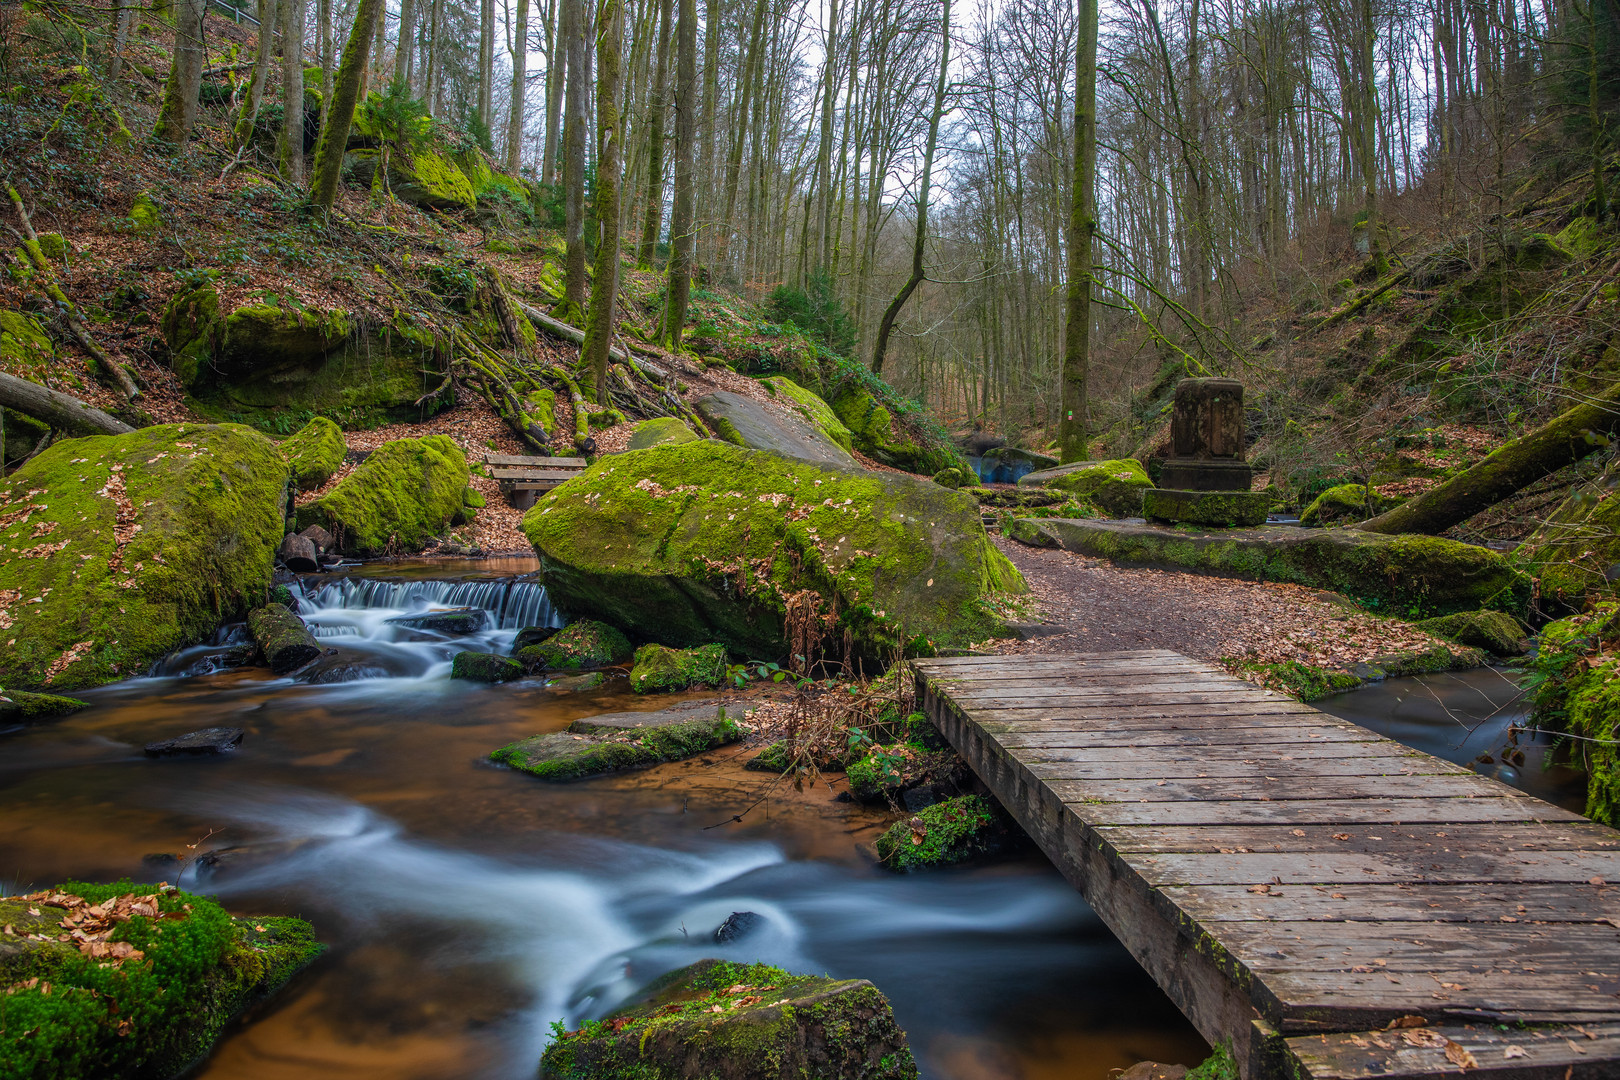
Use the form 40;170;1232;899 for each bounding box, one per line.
1028;758;1471;781
1287;1022;1620;1079
1050;773;1525;804
1067;797;1582;827
1097;822;1620;854
484;454;588;466
1131;848;1620;887
1158;882;1620;924
488;466;587;481
995;727;1382;749
1217;920;1620;974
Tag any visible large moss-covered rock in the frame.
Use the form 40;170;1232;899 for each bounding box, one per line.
346;147;476;210
874;794;1003;871
0;689;90;727
1300;483;1401;527
293;435;469;556
630;642;728;692
540;959;917;1080
0;881;322;1079
1027;459;1154;516
492;707;740;781
0;310;56;382
451;650;525;682
1414;610;1527;655
517;619;632;671
1143;488;1271;528
1520;466;1620;607
627;416;698;450
1007;517;1530;618
760;376;855;452
280;416;346;491
827;380;962;475
1523;602;1620;826
523;442;1026;659
694;390;855;467
0;424;288;692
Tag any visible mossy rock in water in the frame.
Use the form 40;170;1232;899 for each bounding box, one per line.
744;741;792;772
539;958;917;1080
293;435;469;556
1300;483;1400;527
0;689;90;727
874;794;1003;871
627;416;699;450
1143;488;1271;528
279;416;346;491
518;619;632;672
0;424;288;692
1029;459;1154;516
759;375;855;453
0;311;57;382
630;642;728;693
846;744;965;805
1414;610;1527;656
523;442;1026;661
451;651;525;682
1518;465;1620;609
492;707;740;780
0;881;322;1079
1005;518;1529;619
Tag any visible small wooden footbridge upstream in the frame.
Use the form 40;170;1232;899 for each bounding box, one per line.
911;650;1620;1079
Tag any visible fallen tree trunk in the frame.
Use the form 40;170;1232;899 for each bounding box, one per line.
1356;383;1620;535
0;371;136;436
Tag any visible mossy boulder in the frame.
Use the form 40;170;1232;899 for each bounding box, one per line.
932;467;971;489
1519;467;1620;607
1143;488;1271;528
127;190;161;234
539;959;917;1080
0;310;56;381
387;148;477;210
874;794;1003;871
0;689;90;727
451;650;525;682
293;435;469;556
760;375;855;452
1028;459;1155;516
0;424;288;692
694;390;855;467
627;416;698;450
1007;517;1530;618
247;602;321;673
517;619;632;671
523;441;1027;660
1414;610;1527;656
630;642;728;692
827;381;962;475
159;285;222;386
0;881;322;1079
491;707;740;781
1300;483;1401;527
1522;602;1620;826
279;416;346;491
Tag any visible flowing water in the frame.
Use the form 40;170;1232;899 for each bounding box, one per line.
0;560;1210;1080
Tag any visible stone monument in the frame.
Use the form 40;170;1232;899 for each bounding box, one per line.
1143;378;1271;527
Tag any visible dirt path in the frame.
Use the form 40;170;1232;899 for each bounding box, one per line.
989;535;1449;676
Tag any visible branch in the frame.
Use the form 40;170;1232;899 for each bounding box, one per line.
0;371;136;437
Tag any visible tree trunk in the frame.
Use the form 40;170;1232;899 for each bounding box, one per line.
507;0;530;170
309;0;384;212
581;0;624;398
697;0;719;266
1356;385;1620;535
870;0;949;376
661;0;696;346
394;0;416;84
318;0;333;132
561;0;591;314
235;0;279;145
637;0;673;266
541;0;564;182
1059;0;1097;461
479;0;495;134
279;0;306;183
0;373;135;438
154;0;208;144
108;0;136;81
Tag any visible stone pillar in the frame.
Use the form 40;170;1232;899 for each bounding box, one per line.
1159;378;1253;492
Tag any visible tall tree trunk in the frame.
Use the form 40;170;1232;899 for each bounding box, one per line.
1060;0;1097;461
697;0;720;266
561;0;591;315
1357;0;1386;274
637;0;673;266
507;0;531;170
423;0;443;113
870;0;949;375
581;0;625;398
154;0;208;144
235;0;279;145
814;0;838;270
661;0;696;345
542;0;564;182
318;0;333;131
279;0;306;182
717;0;767;274
310;0;384;212
479;0;496;134
394;0;416;84
108;0;136;81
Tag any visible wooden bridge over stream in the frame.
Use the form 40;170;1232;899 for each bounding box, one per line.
911;650;1620;1080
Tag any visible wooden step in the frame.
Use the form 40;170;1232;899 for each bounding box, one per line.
485;454;588;468
488;467;587;482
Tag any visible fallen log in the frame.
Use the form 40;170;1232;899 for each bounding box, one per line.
0;371;135;436
1356;382;1620;535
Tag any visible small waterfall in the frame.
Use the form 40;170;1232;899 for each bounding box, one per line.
300;577;563;630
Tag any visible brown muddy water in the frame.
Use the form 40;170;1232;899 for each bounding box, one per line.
0;561;1210;1080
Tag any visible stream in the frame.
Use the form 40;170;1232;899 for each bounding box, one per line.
0;559;1209;1080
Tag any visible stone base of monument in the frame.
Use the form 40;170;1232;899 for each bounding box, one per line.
1144;487;1271;528
1158;458;1254;491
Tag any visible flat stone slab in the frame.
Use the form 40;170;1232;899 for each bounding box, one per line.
144;727;245;757
693;390;856;468
1017;460;1109;488
568;705;732;736
491;707;740;781
1004;516;1530;617
386;608;485;633
1142;487;1270;527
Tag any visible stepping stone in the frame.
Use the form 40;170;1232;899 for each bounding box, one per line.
144;727;245;757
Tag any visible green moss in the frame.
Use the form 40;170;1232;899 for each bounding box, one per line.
932;467;970;489
0;689;90;726
0;311;56;382
0;880;322;1080
626;417;698;450
0;424;288;692
462;486;485;508
159;285;221;387
522;442;1026;661
520;387;557;439
761;375;855;452
1414;610;1526;655
1519;467;1620;608
1300;483;1399;527
1188;1040;1239;1080
1143;488;1271;528
1519;602;1620;826
1222;659;1364;700
279;416;346;491
521;619;632;671
822;368;967;475
539;958;917;1080
874;795;1000;871
127;191;161;234
1033;459;1154;516
292;435;468;556
391;149;476;210
451;650;525;682
745;741;792;772
492;711;740;781
34;233;68;262
630;642;727;692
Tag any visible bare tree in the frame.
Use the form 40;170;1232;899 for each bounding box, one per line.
581;0;625;395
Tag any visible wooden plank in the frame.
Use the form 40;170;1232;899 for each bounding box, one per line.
995;728;1385;750
1025;742;1435;764
488;467;587;481
1098;822;1620;854
1027;758;1471;781
972;700;1322;721
484;454;588;467
1216;920;1620;974
1133;848;1620;887
1050;773;1525;804
1060;796;1580;827
1288;1022;1620;1079
1158;882;1620;924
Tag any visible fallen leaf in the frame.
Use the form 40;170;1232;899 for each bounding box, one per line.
1444;1040;1479;1069
1502;1046;1526;1060
1401;1030;1446;1048
1332;833;1351;841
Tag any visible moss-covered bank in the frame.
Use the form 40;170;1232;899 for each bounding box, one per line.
630;642;728;692
539;959;917;1080
1020;459;1154;517
492;708;740;780
522;442;1026;660
280;416;346;491
0;881;322;1080
873;795;1002;871
1518;464;1619;609
293;435;468;556
0;424;288;692
1520;602;1620;827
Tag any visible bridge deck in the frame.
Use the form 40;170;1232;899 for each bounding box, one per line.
912;650;1620;1079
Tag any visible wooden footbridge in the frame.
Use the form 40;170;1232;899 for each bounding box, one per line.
911;650;1620;1079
